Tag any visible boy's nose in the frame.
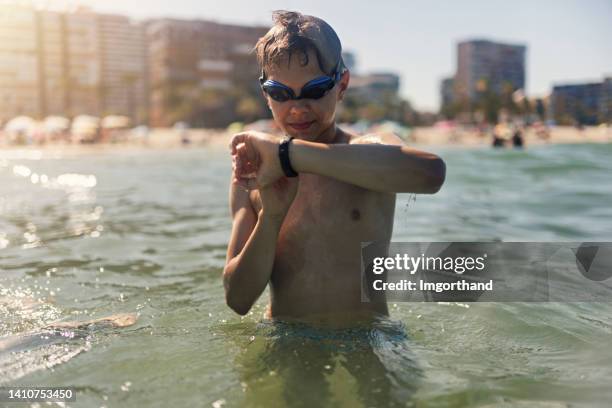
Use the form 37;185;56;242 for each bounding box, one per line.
288;99;311;115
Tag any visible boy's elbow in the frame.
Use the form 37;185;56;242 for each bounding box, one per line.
424;157;446;194
223;270;254;316
224;283;253;315
226;294;252;316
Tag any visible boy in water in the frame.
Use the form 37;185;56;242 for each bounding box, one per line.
224;11;445;325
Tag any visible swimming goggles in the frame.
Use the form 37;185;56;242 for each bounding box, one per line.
259;64;343;102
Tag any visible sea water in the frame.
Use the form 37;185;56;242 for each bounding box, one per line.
1;143;611;407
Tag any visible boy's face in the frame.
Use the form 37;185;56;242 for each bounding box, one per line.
264;49;349;141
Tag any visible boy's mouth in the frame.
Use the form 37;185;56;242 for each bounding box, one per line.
287;120;315;131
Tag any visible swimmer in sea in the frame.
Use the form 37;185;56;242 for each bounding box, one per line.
223;11;446;326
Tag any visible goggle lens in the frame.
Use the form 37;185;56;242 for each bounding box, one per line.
300;80;334;99
261;75;338;102
263;85;293;102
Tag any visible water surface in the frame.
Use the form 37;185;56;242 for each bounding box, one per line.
1;143;611;407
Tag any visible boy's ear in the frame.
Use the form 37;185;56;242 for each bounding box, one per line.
261;90;271;109
338;70;350;101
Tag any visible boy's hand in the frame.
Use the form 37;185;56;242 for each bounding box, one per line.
230;131;284;188
258;176;299;220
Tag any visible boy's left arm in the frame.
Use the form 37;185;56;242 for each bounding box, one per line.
231;131;446;194
301;132;445;193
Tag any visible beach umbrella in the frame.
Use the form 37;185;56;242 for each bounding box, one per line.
71;115;100;142
73;115;100;122
72;115;100;131
43;116;70;133
101;115;131;129
4;116;37;133
4;116;39;144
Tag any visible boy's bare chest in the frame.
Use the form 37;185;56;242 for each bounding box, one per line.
251;175;394;238
251;175;395;280
288;177;377;234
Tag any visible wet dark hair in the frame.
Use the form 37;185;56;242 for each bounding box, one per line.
255;10;346;77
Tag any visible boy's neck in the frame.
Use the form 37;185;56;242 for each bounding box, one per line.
313;122;343;144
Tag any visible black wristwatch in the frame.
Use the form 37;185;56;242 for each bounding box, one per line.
278;136;298;177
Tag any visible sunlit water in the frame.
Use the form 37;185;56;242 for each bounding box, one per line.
1;143;611;407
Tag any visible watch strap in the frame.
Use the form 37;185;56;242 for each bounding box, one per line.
278;137;298;177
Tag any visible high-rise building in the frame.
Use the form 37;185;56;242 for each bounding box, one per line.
98;13;148;123
0;5;40;122
347;73;400;103
0;4;149;124
146;18;268;127
37;10;69;116
65;9;101;117
440;77;454;109
455;39;526;102
551;81;603;125
600;77;612;124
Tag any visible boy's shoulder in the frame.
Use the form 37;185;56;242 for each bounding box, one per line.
348;131;406;147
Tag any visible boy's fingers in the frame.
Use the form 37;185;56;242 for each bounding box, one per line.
230;134;249;155
234;147;249;172
235;181;249;193
231;141;242;156
233;174;258;191
235;144;262;178
236;144;251;169
245;141;258;163
234;176;247;189
238;177;256;190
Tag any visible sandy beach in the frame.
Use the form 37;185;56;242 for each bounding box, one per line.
144;125;612;148
411;125;612;146
1;125;611;152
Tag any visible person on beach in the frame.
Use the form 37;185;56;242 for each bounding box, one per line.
492;124;506;148
223;11;446;325
512;126;524;148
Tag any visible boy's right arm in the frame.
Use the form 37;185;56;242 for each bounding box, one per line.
223;179;284;315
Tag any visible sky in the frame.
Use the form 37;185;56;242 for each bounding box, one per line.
45;0;612;110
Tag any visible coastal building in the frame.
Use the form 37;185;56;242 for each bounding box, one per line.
454;39;526;102
347;73;400;103
440;77;455;109
551;80;607;125
600;77;612;124
37;10;68;116
0;4;149;124
64;9;101;117
146;18;268;127
0;4;40;122
98;13;148;123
